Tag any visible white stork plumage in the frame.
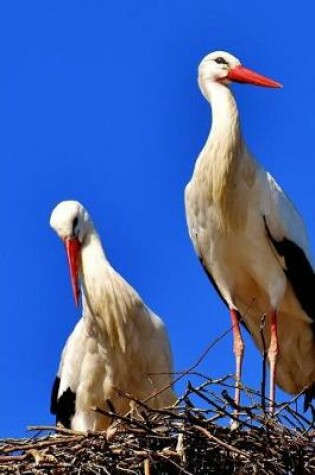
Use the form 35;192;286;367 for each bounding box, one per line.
185;51;315;413
50;200;176;431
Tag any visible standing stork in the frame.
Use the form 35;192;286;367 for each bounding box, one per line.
185;51;315;413
50;200;176;431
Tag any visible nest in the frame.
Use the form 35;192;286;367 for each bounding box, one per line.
1;374;315;475
2;319;315;474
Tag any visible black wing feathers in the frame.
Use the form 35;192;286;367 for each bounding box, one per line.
50;376;76;428
50;376;60;415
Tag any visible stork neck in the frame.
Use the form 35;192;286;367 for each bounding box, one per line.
197;82;244;230
81;229;108;279
204;82;241;156
80;229;132;352
80;228;108;316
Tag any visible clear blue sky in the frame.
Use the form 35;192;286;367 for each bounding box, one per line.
1;1;315;436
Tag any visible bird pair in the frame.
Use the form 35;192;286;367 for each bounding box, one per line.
50;51;315;431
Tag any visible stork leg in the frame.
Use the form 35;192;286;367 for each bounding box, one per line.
268;309;278;414
230;309;244;422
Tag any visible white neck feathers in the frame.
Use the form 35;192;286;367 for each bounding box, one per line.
195;82;246;231
80;229;138;352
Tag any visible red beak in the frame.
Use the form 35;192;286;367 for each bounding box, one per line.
227;65;282;88
65;238;81;307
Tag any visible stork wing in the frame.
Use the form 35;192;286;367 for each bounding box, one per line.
260;170;315;410
259;170;311;259
259;169;315;321
50;318;86;427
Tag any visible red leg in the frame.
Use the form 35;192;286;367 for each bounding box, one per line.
268;309;278;414
230;309;245;411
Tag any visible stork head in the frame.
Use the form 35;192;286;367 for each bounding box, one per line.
198;50;282;96
50;200;91;307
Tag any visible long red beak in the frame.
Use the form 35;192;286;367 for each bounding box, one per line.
227;65;282;88
65;238;81;307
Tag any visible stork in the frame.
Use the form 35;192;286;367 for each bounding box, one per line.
185;51;315;414
50;200;176;431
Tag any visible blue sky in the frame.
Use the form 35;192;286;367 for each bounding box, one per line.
1;1;315;436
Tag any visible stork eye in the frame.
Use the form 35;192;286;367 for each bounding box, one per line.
72;216;79;235
214;57;228;65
